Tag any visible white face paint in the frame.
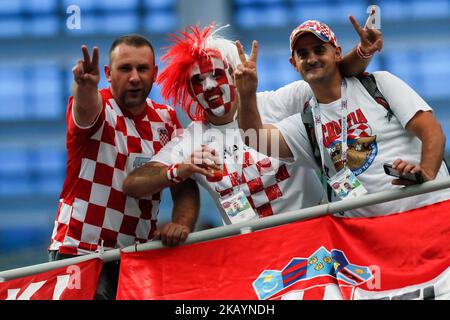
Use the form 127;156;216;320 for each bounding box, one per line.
189;56;235;117
210;106;225;116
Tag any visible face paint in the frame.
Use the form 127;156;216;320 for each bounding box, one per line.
189;56;235;117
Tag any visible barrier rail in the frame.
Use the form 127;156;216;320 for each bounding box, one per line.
1;177;450;282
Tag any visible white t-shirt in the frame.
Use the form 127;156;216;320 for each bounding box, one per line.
257;80;313;123
274;71;450;217
152;119;325;224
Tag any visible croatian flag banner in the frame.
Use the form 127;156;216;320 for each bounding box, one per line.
117;200;450;300
0;258;102;300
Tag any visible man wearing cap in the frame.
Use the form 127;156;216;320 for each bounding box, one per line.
236;18;450;217
248;15;382;128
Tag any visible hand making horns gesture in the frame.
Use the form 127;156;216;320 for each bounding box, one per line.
349;8;383;55
72;45;100;88
234;40;259;100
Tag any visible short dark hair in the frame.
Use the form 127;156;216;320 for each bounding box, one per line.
109;34;155;65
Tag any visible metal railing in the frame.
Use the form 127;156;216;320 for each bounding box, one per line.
1;177;450;282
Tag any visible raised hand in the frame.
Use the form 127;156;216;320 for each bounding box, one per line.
72;45;100;88
234;40;259;100
349;9;383;56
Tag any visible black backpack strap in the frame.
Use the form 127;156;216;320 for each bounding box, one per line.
356;72;394;122
302;101;322;168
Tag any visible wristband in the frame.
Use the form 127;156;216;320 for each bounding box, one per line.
167;164;183;183
356;43;373;59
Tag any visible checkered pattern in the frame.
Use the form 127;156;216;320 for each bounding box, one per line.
290;20;338;52
50;88;181;255
214;150;291;218
348;123;371;141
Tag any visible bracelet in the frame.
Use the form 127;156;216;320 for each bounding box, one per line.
356;43;373;59
167;164;183;183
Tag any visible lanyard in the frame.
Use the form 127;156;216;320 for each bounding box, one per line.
310;79;348;175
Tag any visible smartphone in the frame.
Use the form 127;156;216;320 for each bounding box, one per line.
383;163;424;183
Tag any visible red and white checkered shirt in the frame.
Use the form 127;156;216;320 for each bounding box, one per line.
152;121;326;224
49;88;181;255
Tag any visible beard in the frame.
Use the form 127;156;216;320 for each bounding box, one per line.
118;86;151;110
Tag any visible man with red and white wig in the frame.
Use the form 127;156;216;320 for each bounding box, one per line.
123;21;381;224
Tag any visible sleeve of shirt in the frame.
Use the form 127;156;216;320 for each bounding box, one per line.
272;113;319;170
167;105;182;130
256;80;313;124
373;71;432;128
152;124;193;166
67;92;106;139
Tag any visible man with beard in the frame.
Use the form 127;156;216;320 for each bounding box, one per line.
48;35;199;299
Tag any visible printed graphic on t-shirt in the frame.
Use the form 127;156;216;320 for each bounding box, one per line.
322;108;378;175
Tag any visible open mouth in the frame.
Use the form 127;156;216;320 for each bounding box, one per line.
204;87;223;103
207;94;221;102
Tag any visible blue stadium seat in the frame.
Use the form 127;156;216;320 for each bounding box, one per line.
235;0;282;5
27;16;59;37
62;0;95;11
103;13;139;34
258;52;298;91
0;65;27;119
23;0;57;13
144;12;177;33
376;0;408;21
235;8;261;29
0;18;24;37
145;0;176;9
98;0;139;10
292;0;335;23
0;1;22;14
411;0;450;18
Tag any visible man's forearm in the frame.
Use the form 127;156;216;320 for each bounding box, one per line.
123;163;170;198
170;179;200;231
238;94;264;150
338;46;371;77
72;82;100;110
420;130;445;179
238;94;263;130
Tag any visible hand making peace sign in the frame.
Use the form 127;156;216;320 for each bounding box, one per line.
349;9;383;56
72;45;100;88
234;40;259;100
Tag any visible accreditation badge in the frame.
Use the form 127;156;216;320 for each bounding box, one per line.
328;168;368;200
219;190;258;224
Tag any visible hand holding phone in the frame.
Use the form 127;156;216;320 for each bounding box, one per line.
383;163;424;184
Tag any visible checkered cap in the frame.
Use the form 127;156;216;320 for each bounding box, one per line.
290;20;338;53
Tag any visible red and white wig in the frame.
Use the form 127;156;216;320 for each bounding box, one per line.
157;24;241;121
